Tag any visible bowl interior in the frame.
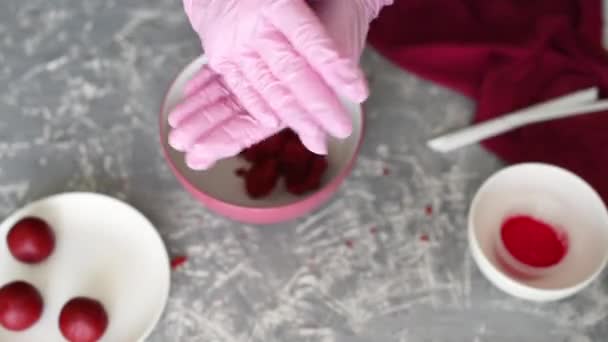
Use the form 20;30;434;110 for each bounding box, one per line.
470;163;608;290
160;57;363;208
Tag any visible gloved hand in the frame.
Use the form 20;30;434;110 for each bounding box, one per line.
171;0;393;170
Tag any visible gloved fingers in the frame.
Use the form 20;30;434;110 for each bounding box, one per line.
183;116;328;170
256;25;352;139
215;62;279;127
239;52;328;154
168;95;241;152
168;77;230;128
184;64;218;98
185;114;278;170
297;129;328;156
266;0;369;102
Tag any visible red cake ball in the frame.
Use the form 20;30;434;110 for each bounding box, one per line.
59;297;108;342
7;217;55;263
0;281;44;331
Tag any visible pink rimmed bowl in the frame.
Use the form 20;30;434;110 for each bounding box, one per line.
159;56;365;224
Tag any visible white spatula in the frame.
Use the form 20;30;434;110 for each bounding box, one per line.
428;87;606;152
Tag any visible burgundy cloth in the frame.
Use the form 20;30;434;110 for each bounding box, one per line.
368;0;608;203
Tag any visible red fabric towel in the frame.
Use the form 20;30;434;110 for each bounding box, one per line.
368;0;608;203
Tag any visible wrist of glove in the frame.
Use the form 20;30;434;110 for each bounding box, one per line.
361;0;394;22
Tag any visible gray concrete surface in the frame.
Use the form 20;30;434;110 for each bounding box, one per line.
0;1;607;341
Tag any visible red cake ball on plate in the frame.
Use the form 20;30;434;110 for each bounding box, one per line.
6;217;55;263
59;297;109;342
0;281;44;331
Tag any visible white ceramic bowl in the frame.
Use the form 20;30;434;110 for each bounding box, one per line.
159;56;364;224
0;192;170;341
468;163;608;301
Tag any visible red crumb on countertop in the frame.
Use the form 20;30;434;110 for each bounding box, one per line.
425;205;433;216
170;256;188;269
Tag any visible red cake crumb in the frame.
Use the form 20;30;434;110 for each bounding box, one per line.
237;129;328;199
241;130;291;162
170;256;188;270
279;135;314;171
286;156;328;195
425;205;433;216
234;168;247;177
245;159;280;198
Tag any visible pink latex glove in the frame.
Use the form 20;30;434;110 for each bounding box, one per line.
182;0;368;138
171;0;393;170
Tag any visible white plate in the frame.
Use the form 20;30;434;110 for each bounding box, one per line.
0;192;170;341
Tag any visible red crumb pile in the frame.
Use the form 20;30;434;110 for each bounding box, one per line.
501;215;568;268
237;129;328;198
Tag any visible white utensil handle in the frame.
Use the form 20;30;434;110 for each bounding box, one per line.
530;87;598;110
428;88;601;152
427;115;523;152
519;100;608;124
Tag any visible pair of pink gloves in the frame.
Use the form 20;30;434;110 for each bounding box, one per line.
169;0;393;170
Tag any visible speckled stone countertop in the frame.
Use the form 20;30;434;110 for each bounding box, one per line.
1;1;607;341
